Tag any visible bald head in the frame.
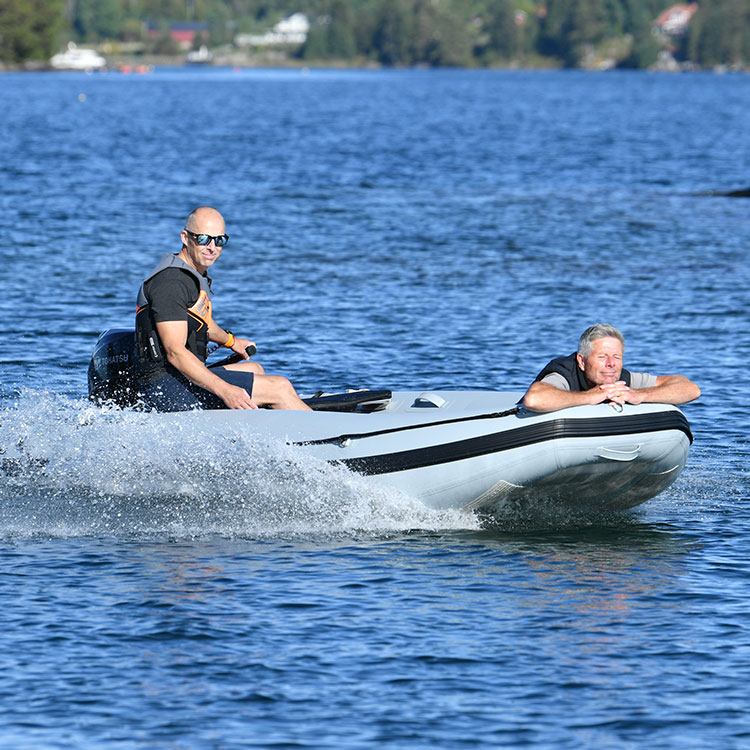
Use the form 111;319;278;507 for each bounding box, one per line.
185;206;225;234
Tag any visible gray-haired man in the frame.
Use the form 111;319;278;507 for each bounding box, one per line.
522;323;700;413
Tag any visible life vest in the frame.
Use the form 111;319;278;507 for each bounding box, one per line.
135;253;213;383
534;352;632;391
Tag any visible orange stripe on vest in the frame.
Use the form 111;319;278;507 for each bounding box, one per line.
187;290;212;330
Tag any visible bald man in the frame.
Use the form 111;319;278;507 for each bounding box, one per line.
135;206;310;412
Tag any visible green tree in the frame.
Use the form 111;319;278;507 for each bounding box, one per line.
428;7;472;66
689;0;724;65
0;0;63;62
301;17;330;59
687;0;750;67
141;0;190;23
301;1;356;61
121;17;146;42
602;0;626;37
353;3;376;57
619;0;661;68
485;0;521;60
540;0;616;66
538;0;570;60
73;0;123;40
327;0;356;58
373;0;412;65
564;0;608;65
409;0;438;61
207;2;231;44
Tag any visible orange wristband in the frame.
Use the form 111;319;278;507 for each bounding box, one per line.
224;333;235;348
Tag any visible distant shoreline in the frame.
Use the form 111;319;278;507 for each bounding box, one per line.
2;53;749;75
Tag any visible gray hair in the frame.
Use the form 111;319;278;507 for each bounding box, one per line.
577;324;625;358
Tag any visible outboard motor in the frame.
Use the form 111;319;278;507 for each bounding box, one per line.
87;329;138;407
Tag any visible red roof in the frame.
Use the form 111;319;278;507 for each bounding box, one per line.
655;3;698;34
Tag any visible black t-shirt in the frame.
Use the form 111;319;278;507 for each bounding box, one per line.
146;268;201;323
136;267;210;385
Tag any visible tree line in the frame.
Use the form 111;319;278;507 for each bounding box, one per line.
2;0;749;69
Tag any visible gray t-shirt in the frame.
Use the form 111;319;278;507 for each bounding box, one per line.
541;372;657;391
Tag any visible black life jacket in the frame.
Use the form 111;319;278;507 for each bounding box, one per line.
135;253;213;384
534;352;631;391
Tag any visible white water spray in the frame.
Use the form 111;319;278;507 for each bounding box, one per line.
0;390;480;539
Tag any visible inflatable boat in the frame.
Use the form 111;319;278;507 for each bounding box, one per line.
86;329;694;515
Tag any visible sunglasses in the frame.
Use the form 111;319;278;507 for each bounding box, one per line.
185;229;229;248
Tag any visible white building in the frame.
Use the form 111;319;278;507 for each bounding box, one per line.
236;13;310;47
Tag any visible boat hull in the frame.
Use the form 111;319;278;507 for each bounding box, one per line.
146;390;692;514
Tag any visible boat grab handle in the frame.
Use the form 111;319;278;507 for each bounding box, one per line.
596;445;641;461
412;392;446;408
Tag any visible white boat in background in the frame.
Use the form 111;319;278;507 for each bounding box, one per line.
50;42;106;71
79;329;695;518
186;46;213;64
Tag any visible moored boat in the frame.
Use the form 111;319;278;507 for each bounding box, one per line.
186;46;213;65
50;42;107;71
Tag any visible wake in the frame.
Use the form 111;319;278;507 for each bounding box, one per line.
0;389;480;540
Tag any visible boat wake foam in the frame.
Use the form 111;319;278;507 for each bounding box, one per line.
0;390;480;540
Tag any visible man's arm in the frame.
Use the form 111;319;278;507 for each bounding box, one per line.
623;375;700;406
522;380;622;412
156;320;257;409
523;375;700;412
207;318;255;359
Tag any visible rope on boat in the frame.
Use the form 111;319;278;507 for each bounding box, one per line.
293;406;522;447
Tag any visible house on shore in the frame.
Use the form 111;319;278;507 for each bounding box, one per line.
653;3;698;37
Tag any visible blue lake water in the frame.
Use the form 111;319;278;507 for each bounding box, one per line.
0;67;749;748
